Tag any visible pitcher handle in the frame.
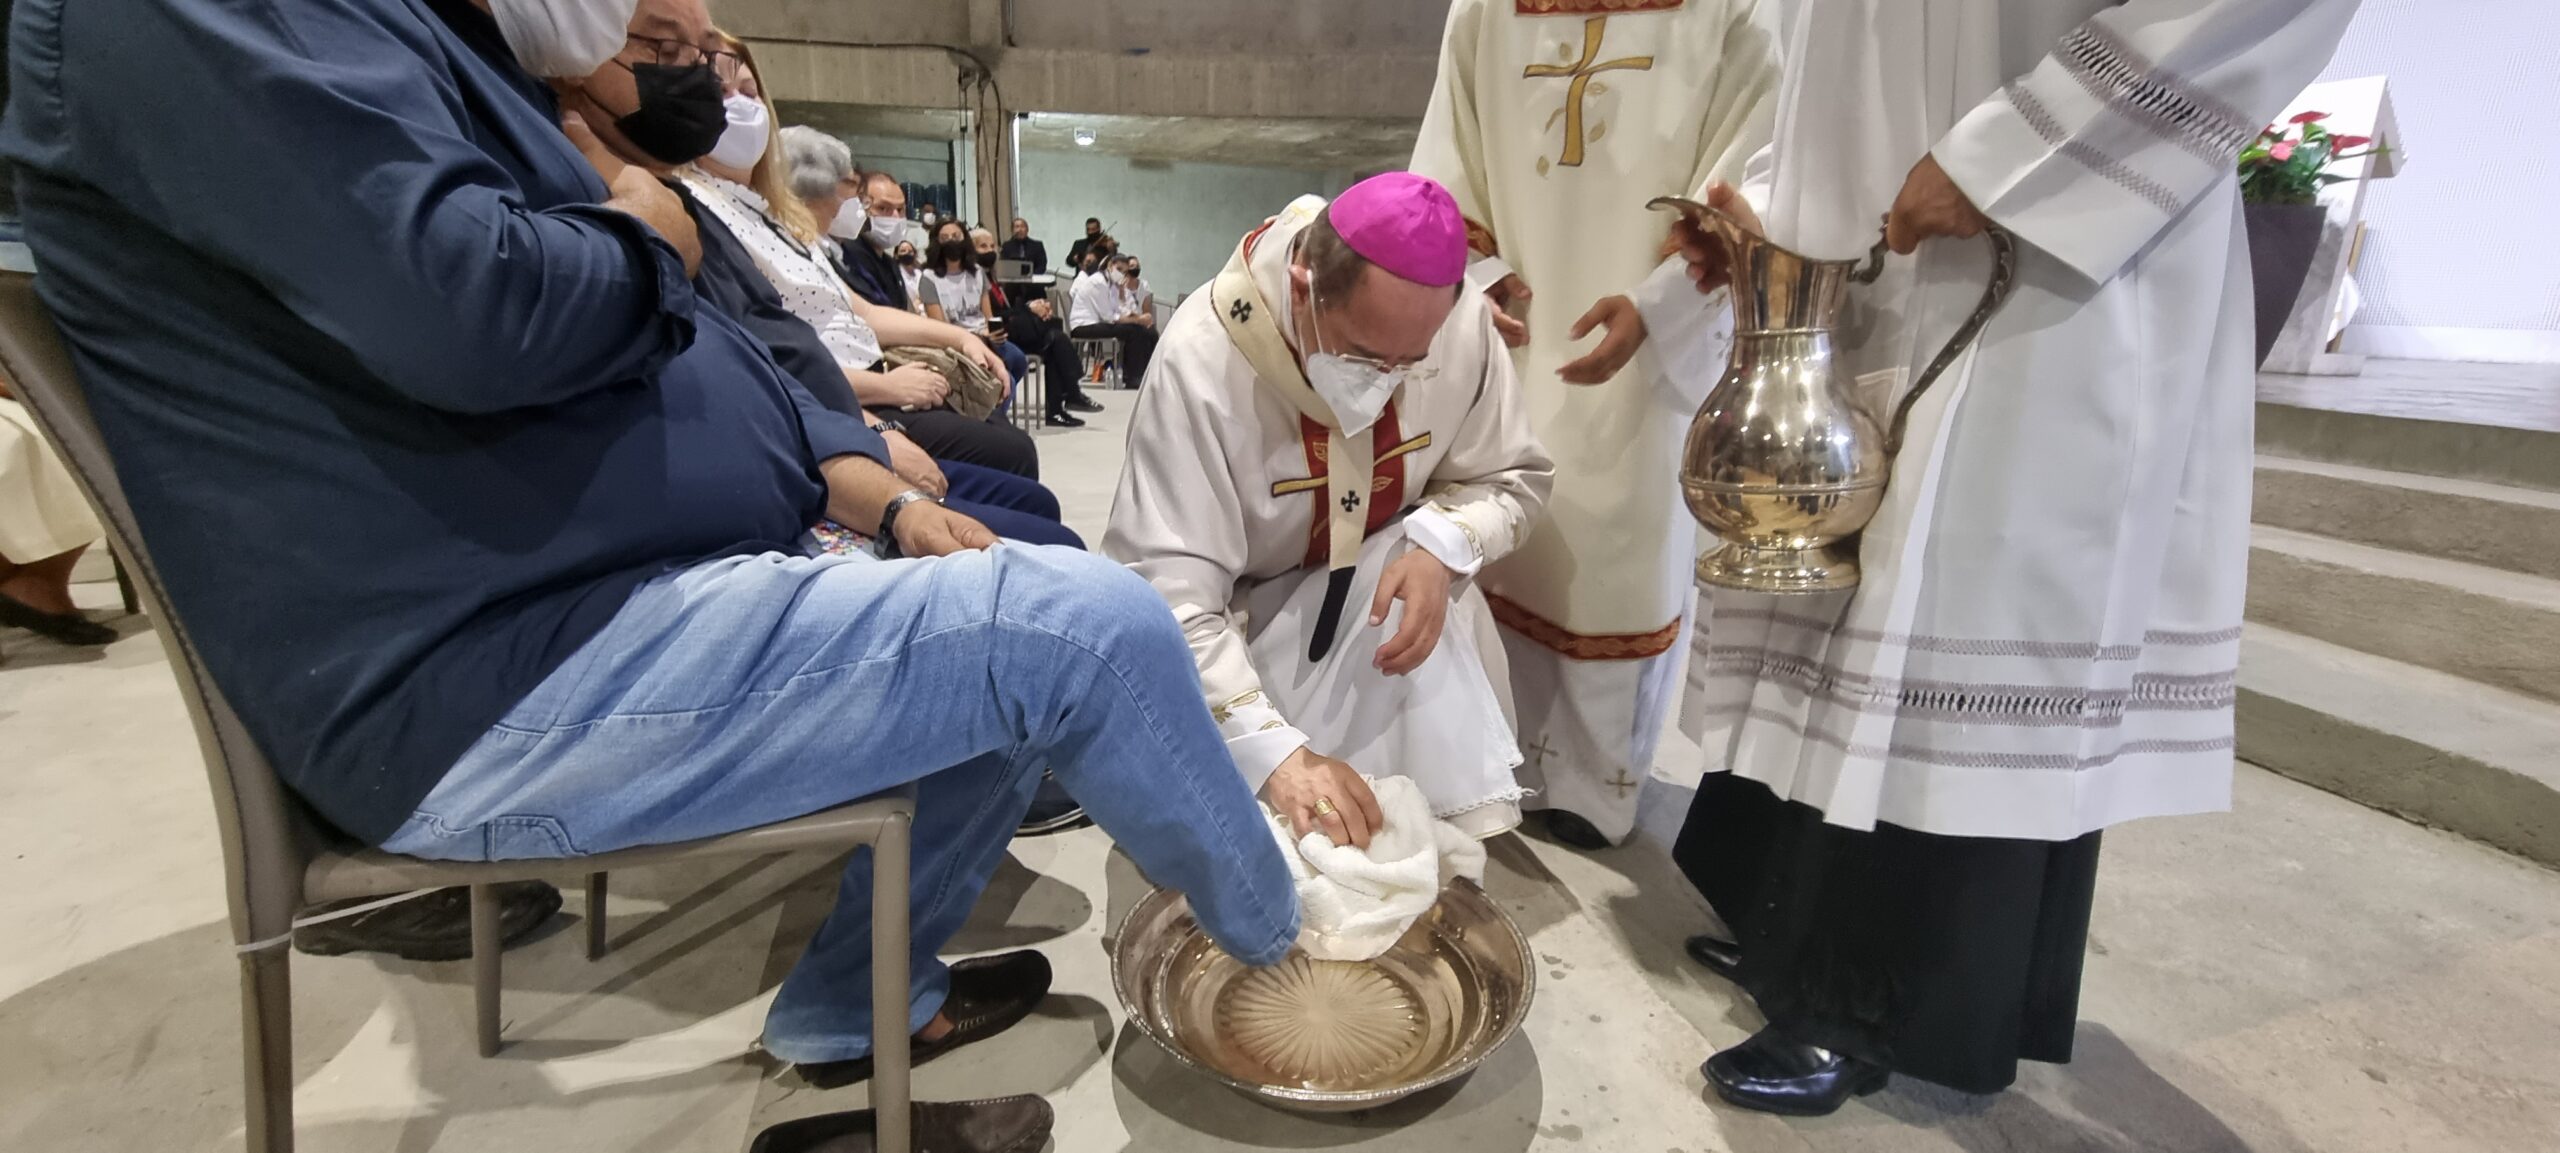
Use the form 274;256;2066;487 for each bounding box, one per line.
1851;226;2019;453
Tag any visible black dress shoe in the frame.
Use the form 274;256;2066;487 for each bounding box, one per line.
1704;1026;1889;1117
796;950;1053;1089
1042;411;1086;428
1016;771;1091;836
0;592;118;646
748;1095;1053;1153
1543;809;1611;851
1064;396;1105;414
293;882;564;962
1684;934;1743;982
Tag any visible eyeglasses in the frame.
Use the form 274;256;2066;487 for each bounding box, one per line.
624;35;746;80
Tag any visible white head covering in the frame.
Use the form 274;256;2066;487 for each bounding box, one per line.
491;0;640;79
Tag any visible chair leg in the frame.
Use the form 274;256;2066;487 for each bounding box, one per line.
585;872;608;961
872;814;913;1153
238;948;295;1153
113;550;139;616
470;883;503;1058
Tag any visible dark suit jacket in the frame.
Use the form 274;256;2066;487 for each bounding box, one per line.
1000;236;1047;276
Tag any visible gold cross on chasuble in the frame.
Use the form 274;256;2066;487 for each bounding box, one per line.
1523;16;1652;168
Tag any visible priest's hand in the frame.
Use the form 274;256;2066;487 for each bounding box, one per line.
1885;154;1991;255
1485;274;1533;348
1262;747;1386;849
564;112;701;276
1673;181;1762;296
1558;295;1647;385
1372;548;1454;675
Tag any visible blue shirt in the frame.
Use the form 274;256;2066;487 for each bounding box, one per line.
0;0;888;843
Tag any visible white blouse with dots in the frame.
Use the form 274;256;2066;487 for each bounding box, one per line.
679;171;883;371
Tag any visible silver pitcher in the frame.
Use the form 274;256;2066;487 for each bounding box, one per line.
1649;197;2017;594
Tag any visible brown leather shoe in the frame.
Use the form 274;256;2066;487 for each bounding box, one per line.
795;950;1053;1089
748;1095;1053;1153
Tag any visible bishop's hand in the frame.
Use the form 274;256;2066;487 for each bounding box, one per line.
1261;747;1386;849
1485;273;1532;348
1372;547;1454;675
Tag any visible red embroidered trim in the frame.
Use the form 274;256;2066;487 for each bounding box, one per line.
1489;593;1681;661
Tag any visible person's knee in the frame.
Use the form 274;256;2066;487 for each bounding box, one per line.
993;548;1180;658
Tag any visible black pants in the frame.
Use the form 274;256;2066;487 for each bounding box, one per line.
1071;322;1157;387
1003;315;1088;413
1675;772;2101;1095
872;404;1041;480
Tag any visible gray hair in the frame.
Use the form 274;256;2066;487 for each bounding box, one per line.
779;126;856;202
968;226;997;244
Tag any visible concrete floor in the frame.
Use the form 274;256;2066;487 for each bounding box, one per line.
5;390;2558;1153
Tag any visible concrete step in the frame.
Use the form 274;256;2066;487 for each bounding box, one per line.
2254;456;2560;581
2247;525;2560;703
2257;401;2560;494
2238;625;2560;869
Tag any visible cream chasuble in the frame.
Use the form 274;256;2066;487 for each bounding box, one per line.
1104;197;1556;836
1674;0;2361;841
1410;0;1780;842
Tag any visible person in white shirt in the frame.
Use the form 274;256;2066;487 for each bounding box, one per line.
1104;175;1553;845
1069;252;1159;386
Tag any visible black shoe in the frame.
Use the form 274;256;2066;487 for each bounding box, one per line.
0;592;118;646
1684;934;1743;982
1042;411;1086;428
1704;1026;1890;1117
1543;809;1611;851
795;950;1054;1089
1016;772;1091;836
292;882;564;962
748;1095;1053;1153
1063;397;1104;414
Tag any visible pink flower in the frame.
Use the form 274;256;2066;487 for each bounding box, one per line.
2269;141;2296;162
2289;111;2330;125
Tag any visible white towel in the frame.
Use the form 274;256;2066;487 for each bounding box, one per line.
1266;775;1489;962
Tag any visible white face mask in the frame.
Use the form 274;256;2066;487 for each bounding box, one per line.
825;204;867;241
920;211;939;226
1294;282;1406;435
705;94;771;171
869;214;908;245
490;0;638;79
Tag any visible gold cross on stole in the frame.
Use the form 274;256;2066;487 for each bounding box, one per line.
1523;16;1652;168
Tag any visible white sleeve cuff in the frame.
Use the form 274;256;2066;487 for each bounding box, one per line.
1463;252;1517;296
1630;255;1733;413
1403;505;1483;576
1229;725;1311;799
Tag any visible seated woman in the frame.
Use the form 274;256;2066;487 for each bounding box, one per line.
681;38;1043;479
0;370;114;646
893;241;929;315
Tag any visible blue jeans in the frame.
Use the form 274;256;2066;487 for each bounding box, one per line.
379;544;1297;1062
940;461;1083;549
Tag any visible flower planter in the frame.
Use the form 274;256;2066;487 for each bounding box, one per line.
2244;202;2327;367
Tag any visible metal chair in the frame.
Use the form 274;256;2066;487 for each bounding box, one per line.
0;270;915;1153
1072;336;1124;390
1010;359;1046;434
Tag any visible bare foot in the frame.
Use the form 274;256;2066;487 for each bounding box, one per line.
917;1010;956;1044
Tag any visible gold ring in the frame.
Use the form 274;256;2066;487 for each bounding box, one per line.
1313;797;1338;818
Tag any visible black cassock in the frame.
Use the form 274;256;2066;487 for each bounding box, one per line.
1675;773;2102;1094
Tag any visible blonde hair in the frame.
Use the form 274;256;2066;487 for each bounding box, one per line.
719;32;820;243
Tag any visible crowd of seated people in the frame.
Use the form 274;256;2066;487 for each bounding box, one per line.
0;0;1300;1148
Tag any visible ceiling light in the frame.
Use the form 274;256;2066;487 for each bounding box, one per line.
1073;127;1098;148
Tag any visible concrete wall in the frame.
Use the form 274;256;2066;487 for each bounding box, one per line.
1016;149;1354;306
2322;0;2560;363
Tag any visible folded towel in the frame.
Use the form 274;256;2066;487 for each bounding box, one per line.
1266;775;1489;962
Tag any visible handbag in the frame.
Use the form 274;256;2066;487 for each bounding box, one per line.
881;344;1006;422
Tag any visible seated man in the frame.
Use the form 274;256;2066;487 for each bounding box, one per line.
1104;175;1554;845
1070;251;1160;387
1;0;1295;1134
999;217;1046;277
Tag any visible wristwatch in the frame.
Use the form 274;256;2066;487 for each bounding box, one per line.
874;489;941;559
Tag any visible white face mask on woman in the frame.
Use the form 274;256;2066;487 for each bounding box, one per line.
704;94;771;171
490;0;638;79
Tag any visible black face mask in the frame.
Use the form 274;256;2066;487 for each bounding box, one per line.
975;250;1001;270
1125;265;1141;278
612;62;727;165
896;252;918;267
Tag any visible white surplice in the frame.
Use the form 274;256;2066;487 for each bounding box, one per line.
1104;198;1556;838
1673;0;2361;841
1410;0;1780;842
